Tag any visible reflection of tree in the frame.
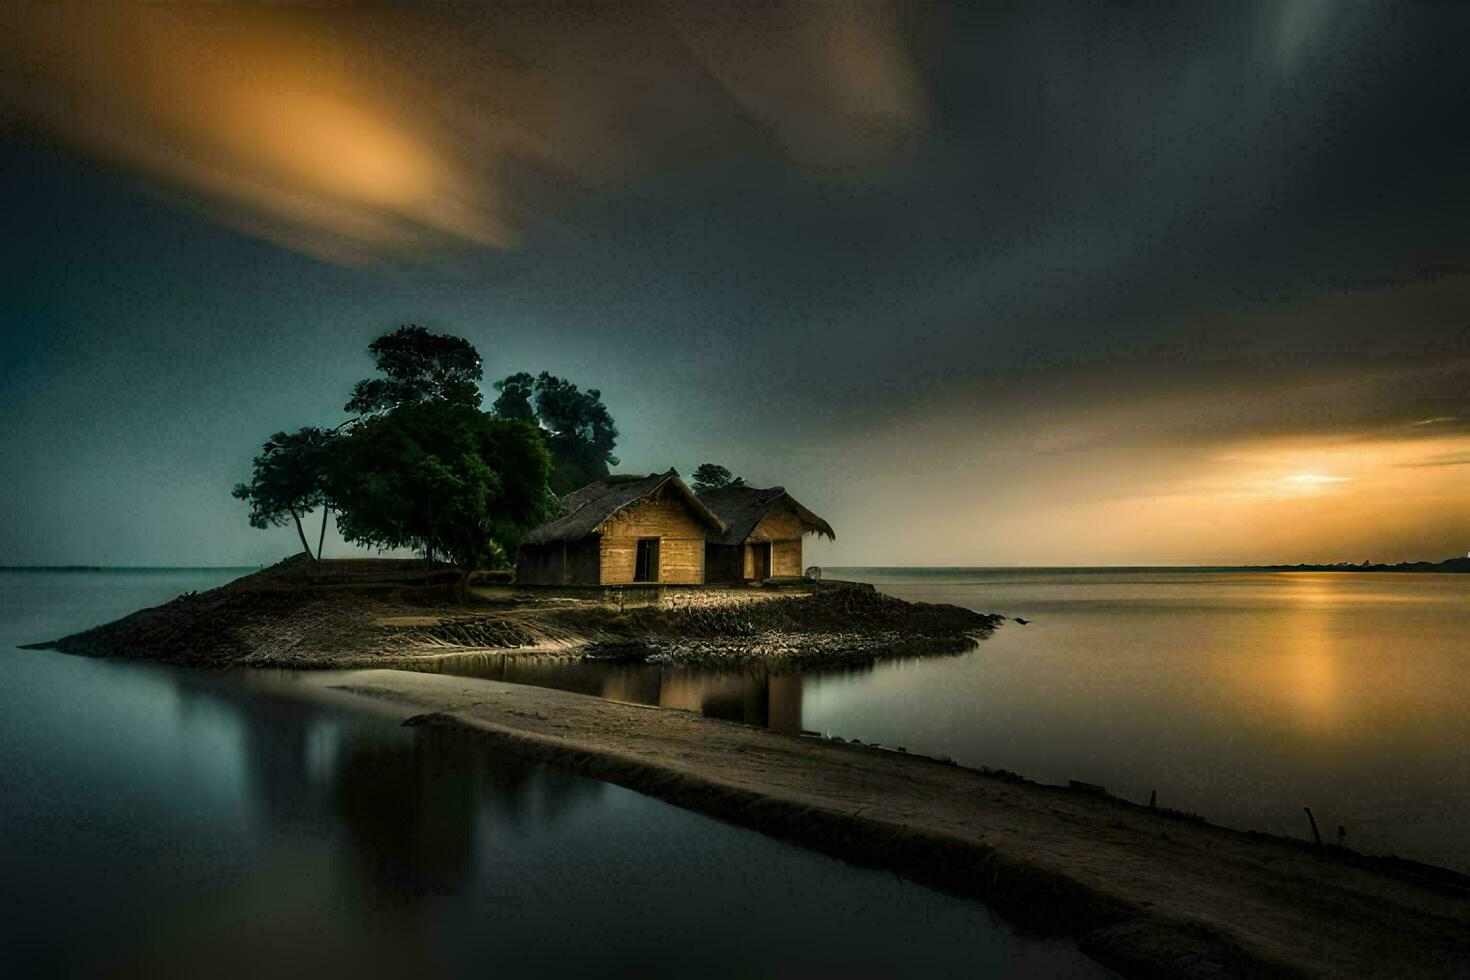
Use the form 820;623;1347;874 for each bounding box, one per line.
330;733;480;898
164;669;332;822
163;668;602;907
328;727;604;902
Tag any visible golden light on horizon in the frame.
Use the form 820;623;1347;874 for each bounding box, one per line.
1283;472;1350;485
845;421;1470;566
1279;472;1352;494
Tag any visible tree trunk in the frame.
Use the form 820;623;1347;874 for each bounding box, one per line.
290;509;314;560
458;566;472;606
316;506;330;563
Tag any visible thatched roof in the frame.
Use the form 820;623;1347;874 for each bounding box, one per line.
698;486;836;546
522;469;726;546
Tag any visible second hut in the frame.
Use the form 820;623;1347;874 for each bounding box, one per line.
697;486;835;583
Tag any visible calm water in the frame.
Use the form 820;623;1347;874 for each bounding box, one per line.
437;568;1470;872
0;570;1099;979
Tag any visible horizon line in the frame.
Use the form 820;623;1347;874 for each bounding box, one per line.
3;557;1462;573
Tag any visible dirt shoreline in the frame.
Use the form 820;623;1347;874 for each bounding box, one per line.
283;669;1468;979
24;557;1002;669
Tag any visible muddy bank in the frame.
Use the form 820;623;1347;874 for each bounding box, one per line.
24;557;1002;669
300;669;1470;979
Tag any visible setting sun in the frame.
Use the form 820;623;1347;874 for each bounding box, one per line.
1283;472;1351;489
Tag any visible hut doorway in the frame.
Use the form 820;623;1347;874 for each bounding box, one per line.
634;538;660;583
750;542;771;581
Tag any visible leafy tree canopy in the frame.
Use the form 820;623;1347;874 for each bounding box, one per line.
490;371;536;421
231;427;339;560
691;463;745;494
345;325;483;415
327;400;551;594
492;371;619;495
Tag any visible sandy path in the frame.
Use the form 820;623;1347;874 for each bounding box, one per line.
301;669;1469;979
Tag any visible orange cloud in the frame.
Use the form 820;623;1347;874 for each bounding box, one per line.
0;3;929;264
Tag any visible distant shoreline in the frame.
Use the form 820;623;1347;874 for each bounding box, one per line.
8;560;1467;574
832;557;1470;574
1237;560;1470;573
0;565;258;573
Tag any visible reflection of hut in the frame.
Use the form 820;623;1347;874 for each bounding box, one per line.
516;470;726;586
658;669;805;733
697;487;836;583
766;675;803;733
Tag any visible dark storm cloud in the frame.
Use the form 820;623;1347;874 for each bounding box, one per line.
1;1;1468;564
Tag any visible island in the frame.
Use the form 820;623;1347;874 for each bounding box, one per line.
25;556;1002;669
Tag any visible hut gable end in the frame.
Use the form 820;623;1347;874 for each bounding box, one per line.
522;469;723;548
517;469;725;586
747;505;806;543
697;486;835;547
598;484;709;585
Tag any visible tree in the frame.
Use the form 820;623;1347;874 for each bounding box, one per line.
490;371;536;421
327;399;551;599
232;427;339;561
691;463;745;494
491;371;619;494
344;324;483;415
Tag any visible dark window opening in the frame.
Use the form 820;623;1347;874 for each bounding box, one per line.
634;538;660;583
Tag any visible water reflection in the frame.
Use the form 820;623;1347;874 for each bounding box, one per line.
1272;579;1341;733
423;653;837;734
428;570;1470;871
158;667;603;901
835;569;1470;871
2;643;1099;976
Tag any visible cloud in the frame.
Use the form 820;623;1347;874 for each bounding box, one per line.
0;3;928;265
669;1;927;171
1400;452;1470;468
0;5;516;264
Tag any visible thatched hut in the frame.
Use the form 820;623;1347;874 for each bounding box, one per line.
516;470;727;586
697;486;835;583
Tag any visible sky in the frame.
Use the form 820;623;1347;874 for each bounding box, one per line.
1;1;1467;567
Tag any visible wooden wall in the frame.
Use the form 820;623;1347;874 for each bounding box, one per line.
566;537;601;585
516;543;562;586
598;486;707;585
772;539;803;577
743;506;804;579
704;543;745;584
746;507;805;542
516;538;601;586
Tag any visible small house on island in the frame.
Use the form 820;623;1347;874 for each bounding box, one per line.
698;485;836;583
516;471;836;587
516;470;727;586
